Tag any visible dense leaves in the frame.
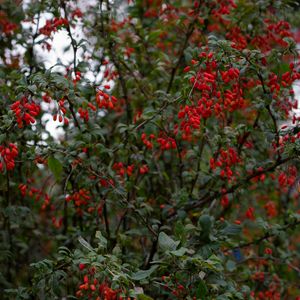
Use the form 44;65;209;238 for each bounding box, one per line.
1;0;300;299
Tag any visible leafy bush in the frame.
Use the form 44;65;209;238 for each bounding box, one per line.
1;0;300;299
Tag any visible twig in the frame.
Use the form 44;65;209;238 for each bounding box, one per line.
236;219;300;249
181;156;295;213
166;6;201;93
134;95;182;131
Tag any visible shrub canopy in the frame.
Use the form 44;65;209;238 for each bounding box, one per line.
1;0;300;299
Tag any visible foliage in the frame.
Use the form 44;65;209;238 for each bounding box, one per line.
1;0;300;299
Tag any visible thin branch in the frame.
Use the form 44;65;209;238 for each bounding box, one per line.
189;123;207;196
61;0;77;73
60;1;82;130
166;5;201;93
236;219;300;249
28;10;41;76
181;156;296;213
134;95;182;131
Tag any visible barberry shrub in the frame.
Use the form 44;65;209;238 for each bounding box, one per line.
1;0;300;299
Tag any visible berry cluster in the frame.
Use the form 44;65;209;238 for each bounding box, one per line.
71;8;83;20
78;107;89;122
39;17;68;37
77;281;120;300
66;188;103;216
96;90;117;109
264;201;277;218
141;132;177;152
11;97;41;128
220;67;240;83
157;135;177;151
139;164;149;174
72;71;81;85
66;189;91;208
210;147;241;181
51;216;63;229
99;178;114;188
76;266;123;300
178;53;244;139
161;274;197;299
250;273;281;300
0;143;18;172
245;207;255;220
271;166;297;196
18;181;51;210
42;94;52;103
112;162;135;177
141;132;155;149
53;98;69;125
0;11;18;35
226;26;247;50
112;162;149;177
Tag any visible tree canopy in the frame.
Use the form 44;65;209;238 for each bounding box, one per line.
1;0;300;299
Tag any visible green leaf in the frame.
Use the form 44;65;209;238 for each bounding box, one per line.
216;294;230;300
131;265;158;281
221;224;241;236
27;85;37;94
158;232;180;252
0;134;6;143
195;280;208;298
48;156;63;181
170;247;187;257
95;231;107;249
204;255;224;272
137;294;154;300
78;236;94;252
225;260;237;272
198;214;212;232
